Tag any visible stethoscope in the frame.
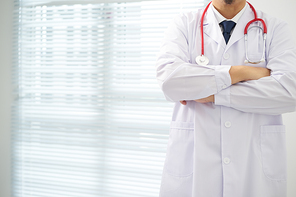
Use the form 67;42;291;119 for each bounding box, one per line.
195;1;267;66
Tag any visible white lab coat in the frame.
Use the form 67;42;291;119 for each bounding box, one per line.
156;4;296;197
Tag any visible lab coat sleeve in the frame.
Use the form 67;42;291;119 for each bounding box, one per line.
215;21;296;115
156;13;232;102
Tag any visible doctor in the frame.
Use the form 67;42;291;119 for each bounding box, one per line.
156;0;296;196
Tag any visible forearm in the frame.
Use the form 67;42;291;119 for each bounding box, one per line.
229;65;270;84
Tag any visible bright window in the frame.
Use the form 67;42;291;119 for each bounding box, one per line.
12;0;210;196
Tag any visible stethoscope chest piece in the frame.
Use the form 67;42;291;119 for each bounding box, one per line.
195;55;209;66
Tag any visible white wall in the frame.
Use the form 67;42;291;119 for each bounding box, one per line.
248;0;296;196
0;0;13;196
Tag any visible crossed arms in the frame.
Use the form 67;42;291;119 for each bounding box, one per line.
156;14;296;115
181;66;271;105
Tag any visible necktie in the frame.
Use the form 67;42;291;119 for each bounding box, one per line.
220;20;236;44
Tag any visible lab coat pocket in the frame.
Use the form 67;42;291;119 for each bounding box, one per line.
260;125;287;181
164;121;194;177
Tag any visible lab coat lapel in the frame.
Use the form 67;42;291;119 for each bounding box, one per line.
226;5;254;50
203;6;226;49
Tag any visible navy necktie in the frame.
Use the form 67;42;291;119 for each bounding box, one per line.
220;20;236;44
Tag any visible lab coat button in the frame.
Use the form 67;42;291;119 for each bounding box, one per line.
223;53;230;59
222;85;227;89
224;157;231;164
225;121;231;128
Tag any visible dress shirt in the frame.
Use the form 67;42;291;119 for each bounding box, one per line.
211;3;247;33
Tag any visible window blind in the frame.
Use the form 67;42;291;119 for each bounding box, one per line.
12;0;210;196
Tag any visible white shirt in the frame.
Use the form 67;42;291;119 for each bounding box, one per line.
211;3;247;33
211;3;247;24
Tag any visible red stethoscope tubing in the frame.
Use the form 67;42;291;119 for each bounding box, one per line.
200;2;212;56
244;2;267;34
200;1;267;56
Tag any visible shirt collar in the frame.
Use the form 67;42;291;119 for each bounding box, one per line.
211;3;247;24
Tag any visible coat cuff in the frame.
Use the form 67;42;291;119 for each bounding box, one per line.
214;65;232;92
215;87;231;107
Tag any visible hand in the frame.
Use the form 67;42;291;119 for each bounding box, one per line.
180;100;187;105
194;95;215;103
246;66;271;81
180;95;215;105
